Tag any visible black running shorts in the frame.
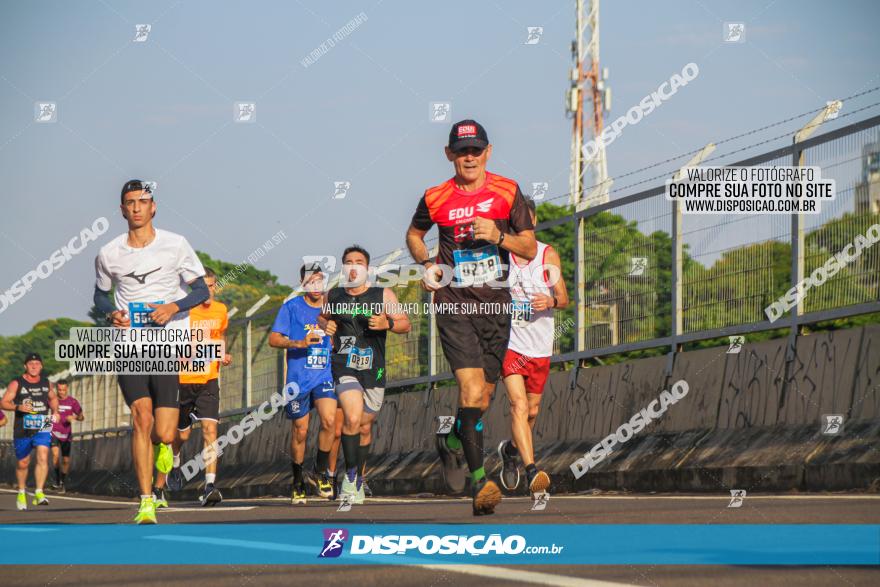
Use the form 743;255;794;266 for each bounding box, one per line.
51;437;72;457
436;310;512;383
178;379;221;429
117;373;180;409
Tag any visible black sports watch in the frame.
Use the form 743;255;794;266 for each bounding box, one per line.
387;316;395;331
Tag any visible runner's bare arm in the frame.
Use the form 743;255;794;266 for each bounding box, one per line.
0;380;18;411
375;288;411;334
547;246;569;309
532;246;569;312
48;384;60;421
268;331;319;350
405;225;433;266
474;217;537;261
317;292;337;336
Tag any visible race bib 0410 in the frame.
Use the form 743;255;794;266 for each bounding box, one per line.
453;244;502;286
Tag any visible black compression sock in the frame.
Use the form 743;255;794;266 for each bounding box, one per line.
341;433;360;472
457;407;484;474
292;462;303;486
316;449;330;473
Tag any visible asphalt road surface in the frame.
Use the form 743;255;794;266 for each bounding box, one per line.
0;489;877;586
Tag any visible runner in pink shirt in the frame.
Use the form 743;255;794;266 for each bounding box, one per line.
50;379;84;493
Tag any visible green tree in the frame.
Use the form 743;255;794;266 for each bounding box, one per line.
0;318;90;384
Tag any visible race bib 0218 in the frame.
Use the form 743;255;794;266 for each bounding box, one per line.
453;244;502;286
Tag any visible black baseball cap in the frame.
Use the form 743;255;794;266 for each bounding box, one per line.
448;120;489;152
24;353;42;364
120;179;154;200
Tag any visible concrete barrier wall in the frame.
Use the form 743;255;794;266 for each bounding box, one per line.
3;325;878;497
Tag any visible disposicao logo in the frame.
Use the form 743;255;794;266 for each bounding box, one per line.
319;528;348;558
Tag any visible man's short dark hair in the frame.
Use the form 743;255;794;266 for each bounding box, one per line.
120;179;152;203
204;268;216;279
57;379;69;386
342;245;370;265
300;263;324;282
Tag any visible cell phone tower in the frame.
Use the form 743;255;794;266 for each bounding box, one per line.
567;0;612;208
566;0;612;353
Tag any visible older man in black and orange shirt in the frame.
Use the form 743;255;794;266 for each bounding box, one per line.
406;119;536;516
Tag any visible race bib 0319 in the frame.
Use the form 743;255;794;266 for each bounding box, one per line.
346;347;374;371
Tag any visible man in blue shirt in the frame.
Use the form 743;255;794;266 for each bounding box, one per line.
269;263;336;504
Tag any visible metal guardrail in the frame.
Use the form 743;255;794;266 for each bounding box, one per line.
4;115;878;441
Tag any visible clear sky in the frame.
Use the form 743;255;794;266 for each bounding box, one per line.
1;0;878;335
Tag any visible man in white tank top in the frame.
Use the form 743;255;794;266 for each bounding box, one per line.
498;197;569;498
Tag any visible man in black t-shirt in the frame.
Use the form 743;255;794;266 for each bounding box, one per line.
323;245;411;504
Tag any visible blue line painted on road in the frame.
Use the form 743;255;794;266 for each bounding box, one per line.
0;525;875;565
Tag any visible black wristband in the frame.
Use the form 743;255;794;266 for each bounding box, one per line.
497;232;505;246
387;316;395;331
552;296;558;308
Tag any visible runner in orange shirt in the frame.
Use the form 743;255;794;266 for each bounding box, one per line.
156;268;232;506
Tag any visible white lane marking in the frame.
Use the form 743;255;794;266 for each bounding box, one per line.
243;494;880;504
145;535;310;553
419;565;640;586
163;506;257;512
0;489;134;506
4;488;875;508
146;534;636;585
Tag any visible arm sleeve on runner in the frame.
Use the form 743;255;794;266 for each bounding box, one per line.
174;277;209;312
93;285;116;315
410;194;434;231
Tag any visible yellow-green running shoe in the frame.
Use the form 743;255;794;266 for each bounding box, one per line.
134;497;157;524
290;485;307;505
32;490;49;506
16;492;27;511
153;486;168;508
154;443;173;475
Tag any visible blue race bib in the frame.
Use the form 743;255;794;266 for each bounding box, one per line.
453;244;501;286
346;347;374;371
129;301;164;328
23;413;46;430
511;299;533;327
306;347;329;370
